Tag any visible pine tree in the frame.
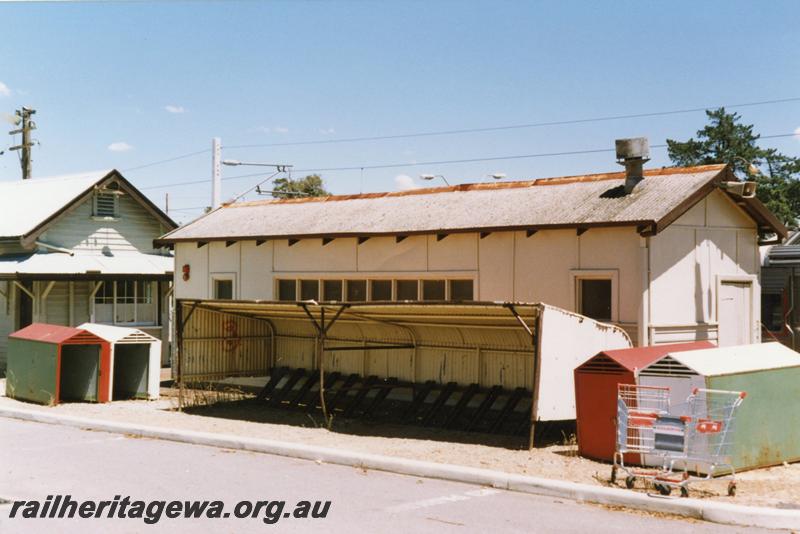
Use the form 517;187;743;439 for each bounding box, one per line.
667;108;800;228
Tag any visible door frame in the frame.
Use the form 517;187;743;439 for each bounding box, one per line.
715;274;759;345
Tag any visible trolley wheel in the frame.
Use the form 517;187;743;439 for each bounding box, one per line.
610;466;617;484
655;483;672;496
680;486;689;498
727;482;737;497
625;476;635;489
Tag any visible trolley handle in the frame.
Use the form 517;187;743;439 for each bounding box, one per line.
692;387;747;399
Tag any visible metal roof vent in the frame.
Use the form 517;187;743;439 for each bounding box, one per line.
720;181;757;199
615;137;650;194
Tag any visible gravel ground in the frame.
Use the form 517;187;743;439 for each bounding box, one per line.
1;379;798;509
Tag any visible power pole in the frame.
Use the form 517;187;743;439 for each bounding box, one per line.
8;107;36;179
211;137;221;209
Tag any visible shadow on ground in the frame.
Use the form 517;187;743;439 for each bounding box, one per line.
174;394;576;451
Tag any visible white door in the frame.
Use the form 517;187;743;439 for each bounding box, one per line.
718;281;752;346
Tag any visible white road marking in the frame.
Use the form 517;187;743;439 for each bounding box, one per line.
385;488;501;513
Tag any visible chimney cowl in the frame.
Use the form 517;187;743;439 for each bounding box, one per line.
615;137;650;194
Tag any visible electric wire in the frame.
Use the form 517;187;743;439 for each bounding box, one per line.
121;96;800;173
136;132;800;191
122;148;211;172
224;97;800;149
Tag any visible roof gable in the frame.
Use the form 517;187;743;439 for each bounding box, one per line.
0;169;176;241
585;341;715;372
78;323;158;343
9;323;104;345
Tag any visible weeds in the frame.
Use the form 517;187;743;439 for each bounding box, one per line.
560;430;578;456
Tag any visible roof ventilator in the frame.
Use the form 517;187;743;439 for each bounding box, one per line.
615;137;650;194
720;180;757;199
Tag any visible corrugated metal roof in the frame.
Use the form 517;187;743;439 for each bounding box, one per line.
9;323;97;344
78;323;158;343
660;342;800;376
586;341;715;372
0;251;173;277
0;170;114;238
766;233;800;265
159;165;729;242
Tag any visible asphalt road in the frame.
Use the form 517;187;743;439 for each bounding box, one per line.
0;418;777;533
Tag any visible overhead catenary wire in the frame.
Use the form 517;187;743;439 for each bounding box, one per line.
140;171;265;190
122;148;211;172
288;133;799;173
121;96;800;174
224;97;800;149
135;132;800;190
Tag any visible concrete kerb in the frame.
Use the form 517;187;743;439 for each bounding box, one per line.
2;406;798;531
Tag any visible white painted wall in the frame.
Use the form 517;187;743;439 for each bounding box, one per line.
175;242;210;299
40;193;166;255
172;190;762;348
648;190;760;346
240;241;274;300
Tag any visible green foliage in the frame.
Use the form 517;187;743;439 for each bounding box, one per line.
667;108;800;229
272;174;329;199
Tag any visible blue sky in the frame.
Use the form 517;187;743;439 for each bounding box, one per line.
1;0;798;222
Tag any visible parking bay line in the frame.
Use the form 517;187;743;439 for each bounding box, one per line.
384;488;502;513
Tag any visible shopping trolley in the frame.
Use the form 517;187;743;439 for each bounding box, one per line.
658;388;747;497
610;384;672;489
612;385;746;497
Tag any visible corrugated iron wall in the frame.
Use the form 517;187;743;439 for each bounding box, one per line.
178;303;536;390
179;306;273;381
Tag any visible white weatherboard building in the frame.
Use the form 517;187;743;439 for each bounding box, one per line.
158;162;786;348
0;170;176;370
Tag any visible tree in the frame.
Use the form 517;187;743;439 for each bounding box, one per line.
271;174;329;199
667;108;800;228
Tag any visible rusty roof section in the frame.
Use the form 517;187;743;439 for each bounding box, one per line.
230;164;726;208
156;163;785;244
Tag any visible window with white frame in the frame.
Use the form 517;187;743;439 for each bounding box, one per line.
93;280;157;325
571;270;618;323
274;277;474;302
211;274;235;300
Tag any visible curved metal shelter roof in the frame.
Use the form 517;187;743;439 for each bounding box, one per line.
180;300;540;352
